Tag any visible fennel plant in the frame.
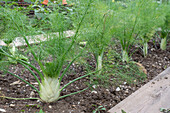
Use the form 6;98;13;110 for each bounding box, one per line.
74;0;112;75
159;3;170;50
137;0;166;57
0;0;94;103
0;7;29;63
109;1;141;62
109;0;166;60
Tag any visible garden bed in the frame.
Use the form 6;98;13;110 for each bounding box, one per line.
0;41;169;113
0;0;170;112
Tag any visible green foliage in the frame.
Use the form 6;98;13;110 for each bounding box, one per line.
39;36;71;78
159;2;170;50
109;0;141;62
121;109;127;113
0;0;168;105
0;0;95;103
0;7;29;41
138;0;165;36
8;46;28;64
0;46;7;60
90;48;146;87
137;0;166;53
160;108;170;113
92;105;106;113
37;109;44;113
108;0;167;59
72;0;113;73
136;0;167;54
0;1;74;37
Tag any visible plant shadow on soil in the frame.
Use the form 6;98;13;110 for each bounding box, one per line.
0;41;170;113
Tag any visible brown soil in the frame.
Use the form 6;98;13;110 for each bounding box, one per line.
0;41;170;113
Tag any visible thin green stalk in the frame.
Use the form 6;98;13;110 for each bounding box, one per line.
7;11;46;75
50;0;92;76
23;36;45;72
59;46;87;83
19;62;41;86
122;50;129;62
160;36;167;50
0;49;44;80
129;12;139;42
34;0;39;5
143;42;148;57
121;16;137;62
6;71;40;94
18;60;44;80
120;4;140;62
58;86;90;100
123;14;138;59
58;0;92;81
60;71;97;92
96;51;104;75
61;0;93;62
0;96;39;100
20;17;46;74
95;14;108;74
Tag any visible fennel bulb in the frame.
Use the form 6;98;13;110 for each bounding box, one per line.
122;50;129;62
40;77;60;102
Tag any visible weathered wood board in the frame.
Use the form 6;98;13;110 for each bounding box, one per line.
109;67;170;113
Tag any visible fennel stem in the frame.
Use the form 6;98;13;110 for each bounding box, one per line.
6;71;40;94
143;42;148;57
0;96;39;100
96;52;104;75
122;50;129;62
160;37;167;50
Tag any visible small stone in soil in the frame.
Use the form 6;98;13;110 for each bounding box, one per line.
106;89;109;92
0;108;6;112
49;105;52;109
30;91;35;97
9;104;15;107
91;91;97;94
31;82;38;85
17;85;21;88
125;89;129;94
116;87;121;91
92;85;96;89
10;80;21;85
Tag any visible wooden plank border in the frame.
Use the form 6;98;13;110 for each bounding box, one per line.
109;67;170;113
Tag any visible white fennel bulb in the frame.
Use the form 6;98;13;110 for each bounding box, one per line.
40;77;60;102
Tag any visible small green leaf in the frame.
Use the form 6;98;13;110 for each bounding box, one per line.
20;110;25;112
36;109;44;113
38;109;44;113
121;109;126;113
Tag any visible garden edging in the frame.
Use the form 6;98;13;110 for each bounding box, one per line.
109;67;170;113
